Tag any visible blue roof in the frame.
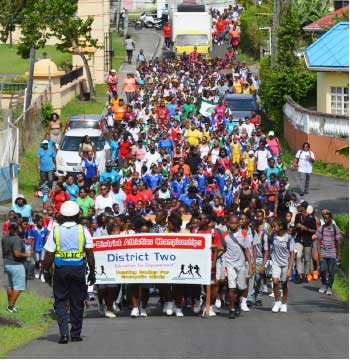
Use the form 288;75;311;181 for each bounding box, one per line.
305;22;349;70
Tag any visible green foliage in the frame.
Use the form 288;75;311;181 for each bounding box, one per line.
239;3;273;59
276;1;301;67
333;274;349;303
0;0;27;43
41;103;54;127
336;146;349;158
292;0;331;27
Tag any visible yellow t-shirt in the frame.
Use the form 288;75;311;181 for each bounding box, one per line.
231;143;241;155
187;129;201;146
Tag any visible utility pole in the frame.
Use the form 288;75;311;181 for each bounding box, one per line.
24;47;35;112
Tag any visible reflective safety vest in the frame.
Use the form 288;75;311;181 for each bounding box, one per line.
54;224;85;266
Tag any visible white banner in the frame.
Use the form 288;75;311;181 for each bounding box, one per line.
199;99;216;117
93;233;212;285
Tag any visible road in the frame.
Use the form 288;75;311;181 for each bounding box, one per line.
3;36;349;359
8;281;349;359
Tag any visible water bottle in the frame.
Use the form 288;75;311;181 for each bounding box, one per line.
24;243;32;260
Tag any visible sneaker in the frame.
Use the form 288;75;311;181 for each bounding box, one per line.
140;308;148;317
40;274;46;283
166;302;175;316
318;285;327;293
246;300;252;307
208;306;216;317
263;285;268;294
241;301;250;312
307;274;313;282
6;305;17;313
215;297;222;309
234;307;241;317
89;294;96;302
280;304;287;313
105;310;116;318
229;309;236;319
269;292;275;297
98;304;105;315
272;301;281;313
175;307;184;317
212;305;220;313
193;299;201;314
130;307;139;317
326;288;333;296
312;271;319;280
34;270;40;279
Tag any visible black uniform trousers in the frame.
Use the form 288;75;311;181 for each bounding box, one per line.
53;265;86;338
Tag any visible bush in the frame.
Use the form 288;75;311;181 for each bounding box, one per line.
41;103;54;128
333;213;349;271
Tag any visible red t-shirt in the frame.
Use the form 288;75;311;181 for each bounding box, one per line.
119;141;132;158
251;115;261;127
216;20;224;33
157;106;170;123
51;192;70;213
125;193;138;205
136;190;153;203
163;26;171;38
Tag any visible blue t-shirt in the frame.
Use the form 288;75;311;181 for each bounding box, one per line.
11;204;33;223
63;183;80;201
166;103;177;116
158;139;173;155
110;140;119;160
193;174;206;193
100;169;120;184
37;148;56;172
144;173;163;189
215;173;226;194
29;226;49;252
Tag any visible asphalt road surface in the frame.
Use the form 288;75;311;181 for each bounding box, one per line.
8;281;349;359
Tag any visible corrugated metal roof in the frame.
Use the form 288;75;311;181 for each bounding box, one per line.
305;22;349;69
303;5;349;31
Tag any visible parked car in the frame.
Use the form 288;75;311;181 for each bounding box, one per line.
63;114;106;134
55;128;110;177
224;94;260;123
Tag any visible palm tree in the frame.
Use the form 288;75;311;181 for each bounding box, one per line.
293;0;331;27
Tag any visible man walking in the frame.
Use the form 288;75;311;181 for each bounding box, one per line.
316;211;342;296
43;201;96;344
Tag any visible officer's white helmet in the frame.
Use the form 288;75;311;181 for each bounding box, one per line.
60;201;80;217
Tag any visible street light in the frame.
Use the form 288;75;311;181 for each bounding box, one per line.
259;26;272;56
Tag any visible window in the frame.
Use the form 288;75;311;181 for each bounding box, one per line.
330;87;349;115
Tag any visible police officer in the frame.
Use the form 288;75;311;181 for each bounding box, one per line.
43;201;96;344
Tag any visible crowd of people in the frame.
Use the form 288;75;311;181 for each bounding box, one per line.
2;6;342;319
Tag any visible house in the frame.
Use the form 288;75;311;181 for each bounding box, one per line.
303;5;349;35
305;22;349;115
283;22;349;167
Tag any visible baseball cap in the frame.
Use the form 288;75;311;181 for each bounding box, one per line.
42;140;49;144
105;161;112;167
248;150;254;155
110;69;116;73
268;130;275;136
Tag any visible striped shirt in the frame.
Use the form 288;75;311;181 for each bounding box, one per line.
316;224;342;258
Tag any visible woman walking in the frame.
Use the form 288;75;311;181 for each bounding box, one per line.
2;222;30;312
125;35;136;64
294;142;315;196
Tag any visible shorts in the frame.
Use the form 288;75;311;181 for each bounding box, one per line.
216;257;226;281
226;264;247;289
4;264;26;291
34;250;45;262
271;263;289;282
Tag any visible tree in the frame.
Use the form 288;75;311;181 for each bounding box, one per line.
0;0;27;46
18;0;98;99
293;0;331;27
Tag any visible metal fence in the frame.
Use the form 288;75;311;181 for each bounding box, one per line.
0;82;27;94
60;67;84;87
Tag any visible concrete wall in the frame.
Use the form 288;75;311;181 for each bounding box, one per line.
283;96;349;168
317;71;349;113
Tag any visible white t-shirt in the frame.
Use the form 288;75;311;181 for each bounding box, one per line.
242;123;255;137
144;151;162;170
296;150;315;174
95;193;115;214
255;149;272;171
44;221;93;252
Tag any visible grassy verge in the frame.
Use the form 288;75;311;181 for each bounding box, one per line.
332;213;349;303
281;139;349;180
238;49;259;67
111;32;126;71
0;291;53;358
18;95;105;199
0;45;71;74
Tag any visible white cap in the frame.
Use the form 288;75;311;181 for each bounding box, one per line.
110;69;116;73
60;201;80;217
16;194;25;200
248;150;254;155
306;205;314;215
42;140;49;144
268;130;275;136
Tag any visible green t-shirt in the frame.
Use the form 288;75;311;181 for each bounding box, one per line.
76;196;95;217
182;103;196;119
